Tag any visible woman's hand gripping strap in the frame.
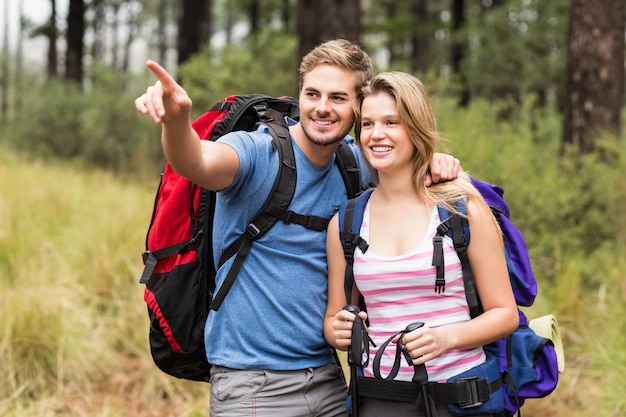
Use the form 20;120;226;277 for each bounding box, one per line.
343;305;375;368
372;322;438;417
344;305;375;417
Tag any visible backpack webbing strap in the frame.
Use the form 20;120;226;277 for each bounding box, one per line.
263;141;361;231
210;237;253;311
335;141;361;199
355;375;502;409
139;237;197;284
450;213;481;318
340;197;357;305
339;197;370;305
434;206;482;318
372;324;428;384
210;108;296;311
265;205;330;231
382;324;439;417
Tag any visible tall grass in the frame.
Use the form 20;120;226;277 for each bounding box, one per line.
1;92;625;416
0;152;207;416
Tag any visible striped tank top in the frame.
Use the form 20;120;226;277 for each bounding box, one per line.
354;200;485;382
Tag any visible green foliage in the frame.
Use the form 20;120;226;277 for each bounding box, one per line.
360;0;569;107
362;0;451;73
2;68;165;180
1;31;300;185
213;0;297;33
435;91;626;284
462;0;569;105
178;30;299;119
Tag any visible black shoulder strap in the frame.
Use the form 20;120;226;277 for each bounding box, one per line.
263;141;361;231
210;107;295;311
341;197;359;305
339;192;371;305
434;209;482;318
334;142;361;199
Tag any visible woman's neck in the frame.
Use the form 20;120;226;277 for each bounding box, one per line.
376;171;422;202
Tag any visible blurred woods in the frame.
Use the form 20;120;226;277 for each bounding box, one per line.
0;0;623;176
1;2;626;416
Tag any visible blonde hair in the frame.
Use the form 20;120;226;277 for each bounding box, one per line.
299;39;373;93
356;71;489;216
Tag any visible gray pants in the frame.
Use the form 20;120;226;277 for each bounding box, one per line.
209;362;349;417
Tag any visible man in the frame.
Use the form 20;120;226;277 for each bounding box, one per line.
135;39;459;417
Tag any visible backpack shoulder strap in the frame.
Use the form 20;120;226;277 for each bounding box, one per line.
338;188;374;304
210;106;296;311
434;200;482;318
263;140;362;230
334;142;361;199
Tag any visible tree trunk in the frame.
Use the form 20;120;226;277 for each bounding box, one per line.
383;1;398;68
280;0;291;31
224;2;234;45
563;0;626;153
1;0;9;122
297;0;319;59
297;0;361;61
177;0;212;65
91;0;105;63
110;1;121;71
121;4;139;74
451;0;469;106
66;0;85;84
248;0;260;36
157;0;168;64
48;0;58;78
15;1;25;113
411;0;430;74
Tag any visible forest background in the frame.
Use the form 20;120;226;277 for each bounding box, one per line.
1;0;625;416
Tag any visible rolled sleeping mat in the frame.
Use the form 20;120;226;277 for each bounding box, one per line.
528;314;565;373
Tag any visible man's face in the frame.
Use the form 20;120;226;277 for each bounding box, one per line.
298;64;357;147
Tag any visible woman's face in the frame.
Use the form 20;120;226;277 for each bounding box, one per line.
359;92;414;175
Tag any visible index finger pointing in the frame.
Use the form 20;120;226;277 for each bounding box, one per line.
146;60;177;91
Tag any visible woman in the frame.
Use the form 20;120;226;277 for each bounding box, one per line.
324;72;519;417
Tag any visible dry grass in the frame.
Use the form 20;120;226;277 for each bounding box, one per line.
0;153;207;416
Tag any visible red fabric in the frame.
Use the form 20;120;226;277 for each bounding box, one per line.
146;98;233;273
147;168;200;273
144;288;182;351
191;95;236;139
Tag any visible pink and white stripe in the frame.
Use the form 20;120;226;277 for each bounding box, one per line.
354;202;485;382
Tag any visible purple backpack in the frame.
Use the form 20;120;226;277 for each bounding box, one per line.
435;177;559;415
469;178;536;306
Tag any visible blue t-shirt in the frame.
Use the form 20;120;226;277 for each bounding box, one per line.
205;123;364;370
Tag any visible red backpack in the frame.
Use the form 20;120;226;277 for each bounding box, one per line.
139;94;361;381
